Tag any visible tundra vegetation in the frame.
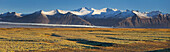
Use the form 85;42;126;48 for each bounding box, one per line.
0;28;169;52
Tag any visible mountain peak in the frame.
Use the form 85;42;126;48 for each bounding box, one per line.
125;9;130;12
73;7;92;11
106;8;114;12
66;12;73;15
39;10;44;12
34;10;57;15
147;11;162;17
132;11;148;18
82;7;89;9
4;12;17;14
100;8;118;12
43;10;56;15
0;12;22;17
34;10;44;14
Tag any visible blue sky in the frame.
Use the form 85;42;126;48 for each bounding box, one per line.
0;0;169;14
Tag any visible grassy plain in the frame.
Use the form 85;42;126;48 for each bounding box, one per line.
0;28;169;52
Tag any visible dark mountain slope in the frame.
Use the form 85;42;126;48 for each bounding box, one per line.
0;12;21;22
119;14;170;28
17;10;50;23
48;12;92;25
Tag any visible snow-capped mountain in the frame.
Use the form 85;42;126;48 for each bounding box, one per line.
0;12;22;17
0;12;22;22
146;11;162;17
0;7;169;28
32;7;165;18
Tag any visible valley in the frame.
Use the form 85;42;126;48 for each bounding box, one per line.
0;28;169;52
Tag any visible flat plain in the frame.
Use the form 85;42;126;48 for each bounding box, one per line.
0;28;169;52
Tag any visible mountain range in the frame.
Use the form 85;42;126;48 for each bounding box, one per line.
0;7;169;28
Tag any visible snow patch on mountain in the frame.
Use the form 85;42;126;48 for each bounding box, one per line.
146;11;162;17
55;9;91;16
41;10;56;15
0;12;22;17
114;10;135;18
132;11;149;18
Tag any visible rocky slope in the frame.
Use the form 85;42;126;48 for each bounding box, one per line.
119;14;170;28
0;12;22;22
47;12;92;25
17;10;50;23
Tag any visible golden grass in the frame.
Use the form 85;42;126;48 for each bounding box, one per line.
0;28;169;52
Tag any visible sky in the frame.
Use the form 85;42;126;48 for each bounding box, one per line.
0;0;169;14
